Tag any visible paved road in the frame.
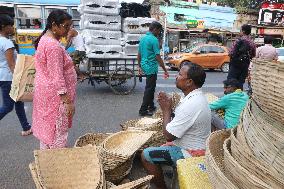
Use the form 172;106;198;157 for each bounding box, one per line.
0;68;227;189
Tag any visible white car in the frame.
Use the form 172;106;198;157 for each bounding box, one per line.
276;47;284;62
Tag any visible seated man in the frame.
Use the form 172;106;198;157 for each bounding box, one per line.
210;79;249;129
141;64;211;189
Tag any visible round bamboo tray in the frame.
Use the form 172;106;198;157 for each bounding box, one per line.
230;125;284;188
251;59;284;124
223;138;273;189
101;131;155;157
242;100;284;176
205;130;238;189
100;131;155;170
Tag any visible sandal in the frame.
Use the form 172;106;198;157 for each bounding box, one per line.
21;129;32;136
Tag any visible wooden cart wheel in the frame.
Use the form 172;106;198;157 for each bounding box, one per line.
108;67;136;95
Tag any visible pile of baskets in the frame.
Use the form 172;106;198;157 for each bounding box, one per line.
251;59;284;124
74;130;155;184
120;117;165;148
120;92;183;149
205;59;284;189
30;130;155;188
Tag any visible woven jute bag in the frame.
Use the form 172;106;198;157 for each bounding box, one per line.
251;59;284;123
223;138;273;189
34;146;103;189
230;125;284;188
205;130;238;189
109;175;153;189
242;101;284;176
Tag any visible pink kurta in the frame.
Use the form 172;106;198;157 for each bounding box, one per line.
32;36;77;145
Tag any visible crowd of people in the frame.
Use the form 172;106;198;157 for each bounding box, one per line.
0;8;279;188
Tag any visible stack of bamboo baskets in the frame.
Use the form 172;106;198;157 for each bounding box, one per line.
205;59;284;189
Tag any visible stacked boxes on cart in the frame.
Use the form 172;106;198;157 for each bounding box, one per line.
79;0;155;59
120;2;155;58
79;0;122;59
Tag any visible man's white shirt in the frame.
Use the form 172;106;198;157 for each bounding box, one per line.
166;88;211;150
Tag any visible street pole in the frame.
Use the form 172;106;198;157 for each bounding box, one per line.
162;2;168;61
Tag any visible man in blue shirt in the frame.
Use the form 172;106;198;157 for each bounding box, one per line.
138;21;169;116
210;79;249;129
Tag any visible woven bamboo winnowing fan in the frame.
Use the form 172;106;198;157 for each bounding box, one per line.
34;146;103;189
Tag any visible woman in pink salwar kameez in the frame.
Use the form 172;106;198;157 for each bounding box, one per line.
32;10;77;149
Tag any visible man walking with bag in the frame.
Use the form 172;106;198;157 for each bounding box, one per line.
137;21;169;116
227;24;256;90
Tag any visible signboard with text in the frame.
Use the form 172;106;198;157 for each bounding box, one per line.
186;20;205;29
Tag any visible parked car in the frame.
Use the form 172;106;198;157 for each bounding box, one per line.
166;44;230;72
276;47;284;62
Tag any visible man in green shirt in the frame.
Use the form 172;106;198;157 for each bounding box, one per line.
138;21;169;116
210;79;249;129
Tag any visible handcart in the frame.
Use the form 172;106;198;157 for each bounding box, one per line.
84;58;142;95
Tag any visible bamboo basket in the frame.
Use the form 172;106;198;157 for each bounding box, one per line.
120;118;166;148
152;108;163;119
251;59;284;124
106;181;116;188
128;117;163;131
109;175;153;189
74;133;111;147
230;125;284;188
33;146;104;189
105;155;135;184
120;119;140;131
242;100;284;176
223;138;273;189
205;93;225;118
171;92;182;110
205;130;238;189
101;131;155;157
205;93;219;103
100;131;155;170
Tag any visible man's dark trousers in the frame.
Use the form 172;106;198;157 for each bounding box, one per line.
139;74;157;114
227;61;250;90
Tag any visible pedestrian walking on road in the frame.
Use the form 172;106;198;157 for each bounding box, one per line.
138;21;169;116
0;14;32;136
32;10;77;149
227;24;256;90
